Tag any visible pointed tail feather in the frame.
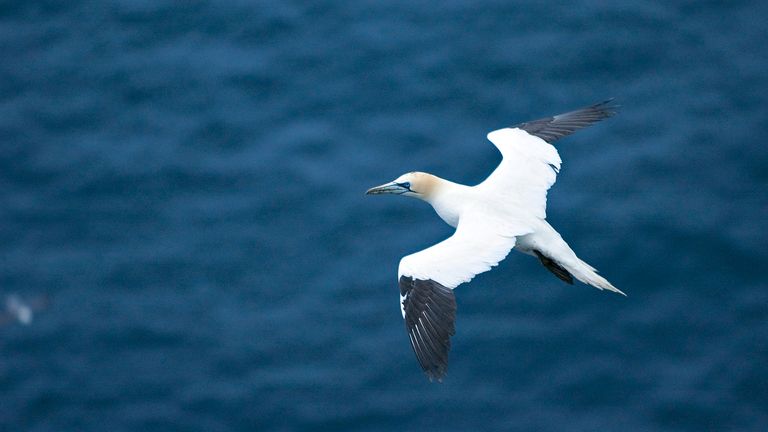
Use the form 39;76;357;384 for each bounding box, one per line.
520;223;624;295
566;258;625;296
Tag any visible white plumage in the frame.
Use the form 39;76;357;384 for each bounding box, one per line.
367;100;625;381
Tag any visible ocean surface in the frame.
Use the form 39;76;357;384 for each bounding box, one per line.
1;1;767;431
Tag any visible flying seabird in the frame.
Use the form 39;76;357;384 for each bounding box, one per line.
366;100;625;381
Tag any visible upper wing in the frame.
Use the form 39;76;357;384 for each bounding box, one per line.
397;211;527;380
398;211;524;289
478;127;562;219
512;100;618;143
478;101;617;218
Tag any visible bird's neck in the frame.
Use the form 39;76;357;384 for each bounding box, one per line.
421;176;468;228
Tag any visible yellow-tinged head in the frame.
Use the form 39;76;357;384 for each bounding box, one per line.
365;172;440;200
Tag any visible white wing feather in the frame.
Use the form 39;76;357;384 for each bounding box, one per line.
478;128;562;219
398;211;526;290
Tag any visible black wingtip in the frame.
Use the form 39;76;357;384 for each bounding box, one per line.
426;371;447;382
400;276;457;382
590;99;620;117
512;99;621;143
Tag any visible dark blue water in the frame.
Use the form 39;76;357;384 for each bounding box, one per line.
2;1;767;430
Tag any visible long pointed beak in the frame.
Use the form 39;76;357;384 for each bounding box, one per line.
366;182;407;195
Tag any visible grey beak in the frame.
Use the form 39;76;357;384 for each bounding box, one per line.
366;182;407;195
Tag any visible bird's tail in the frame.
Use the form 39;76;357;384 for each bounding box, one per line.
522;221;625;295
564;257;625;296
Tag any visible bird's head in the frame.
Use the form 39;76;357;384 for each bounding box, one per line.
365;172;437;200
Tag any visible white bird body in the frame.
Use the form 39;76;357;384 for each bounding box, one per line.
366;100;625;381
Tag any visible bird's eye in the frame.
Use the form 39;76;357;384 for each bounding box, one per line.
402;182;411;189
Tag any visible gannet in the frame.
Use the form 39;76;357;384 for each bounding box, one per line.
366;100;625;381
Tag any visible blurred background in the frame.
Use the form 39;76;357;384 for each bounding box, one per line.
1;1;766;431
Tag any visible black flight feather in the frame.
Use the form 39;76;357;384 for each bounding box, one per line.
512;99;618;143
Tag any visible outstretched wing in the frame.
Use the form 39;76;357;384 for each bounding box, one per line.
479;100;617;218
397;211;528;380
512;100;618;143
